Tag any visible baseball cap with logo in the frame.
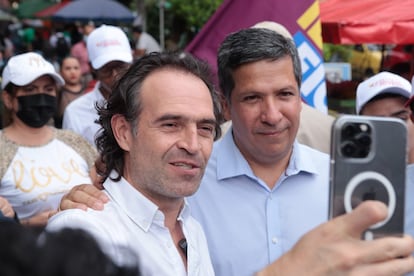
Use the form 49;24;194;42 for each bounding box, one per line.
1;52;64;90
87;25;132;70
356;71;411;114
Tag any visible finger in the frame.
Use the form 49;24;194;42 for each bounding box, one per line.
352;235;414;265
79;184;109;204
60;184;107;211
48;210;58;219
352;254;414;276
77;183;108;203
59;199;89;212
0;197;14;218
335;200;388;237
60;191;97;211
2;206;14;218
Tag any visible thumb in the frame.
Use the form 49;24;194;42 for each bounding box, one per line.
335;200;388;238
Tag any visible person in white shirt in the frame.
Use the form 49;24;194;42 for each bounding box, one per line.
62;25;133;147
47;52;220;275
0;52;97;227
132;25;161;59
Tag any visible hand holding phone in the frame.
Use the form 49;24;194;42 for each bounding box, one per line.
329;115;407;240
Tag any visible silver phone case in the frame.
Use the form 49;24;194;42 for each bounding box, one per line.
329;115;406;239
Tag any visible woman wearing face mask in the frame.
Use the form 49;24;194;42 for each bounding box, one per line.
0;52;97;227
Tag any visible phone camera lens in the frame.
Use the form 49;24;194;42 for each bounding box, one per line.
342;125;356;137
342;123;361;138
341;141;357;157
340;122;372;158
355;132;372;147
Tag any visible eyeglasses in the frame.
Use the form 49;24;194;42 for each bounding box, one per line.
98;61;130;78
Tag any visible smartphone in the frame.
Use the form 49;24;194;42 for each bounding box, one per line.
329;115;407;239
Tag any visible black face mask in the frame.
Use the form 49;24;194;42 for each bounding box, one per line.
16;94;57;128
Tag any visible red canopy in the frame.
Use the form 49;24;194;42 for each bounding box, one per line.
320;0;414;44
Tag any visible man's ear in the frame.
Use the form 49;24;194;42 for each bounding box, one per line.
111;114;133;151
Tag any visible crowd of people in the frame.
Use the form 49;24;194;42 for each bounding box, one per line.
0;19;414;276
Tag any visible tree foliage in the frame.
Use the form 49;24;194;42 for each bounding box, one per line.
169;0;223;31
144;0;223;50
323;43;353;62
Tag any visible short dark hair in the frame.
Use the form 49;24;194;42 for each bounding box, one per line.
132;25;143;34
95;51;223;181
217;28;302;104
0;222;139;276
37;228;139;276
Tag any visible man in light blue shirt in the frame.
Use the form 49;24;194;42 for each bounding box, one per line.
187;27;329;276
188;132;328;275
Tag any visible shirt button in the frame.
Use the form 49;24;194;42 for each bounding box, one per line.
271;237;278;244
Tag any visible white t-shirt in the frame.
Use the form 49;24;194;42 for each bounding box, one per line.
0;131;95;220
47;173;214;276
62;82;105;147
136;32;161;54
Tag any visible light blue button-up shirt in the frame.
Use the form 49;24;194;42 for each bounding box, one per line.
188;128;330;276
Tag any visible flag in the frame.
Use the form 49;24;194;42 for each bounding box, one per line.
186;0;328;113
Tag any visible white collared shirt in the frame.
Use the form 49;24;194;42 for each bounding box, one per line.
46;173;214;276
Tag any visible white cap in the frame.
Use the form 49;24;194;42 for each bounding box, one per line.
87;25;132;69
2;52;64;89
251;21;293;40
356;71;412;114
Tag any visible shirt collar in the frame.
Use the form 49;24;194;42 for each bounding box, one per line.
103;171;191;232
286;141;322;176
215;129;255;180
215;127;322;180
